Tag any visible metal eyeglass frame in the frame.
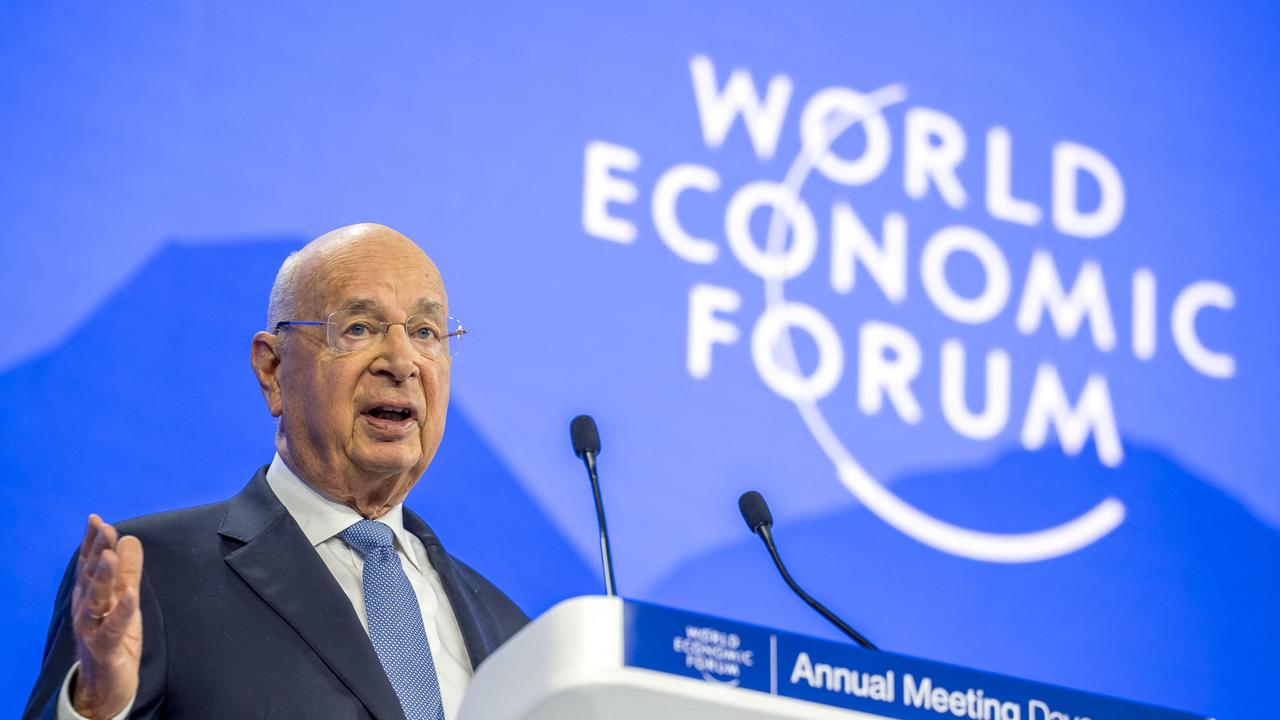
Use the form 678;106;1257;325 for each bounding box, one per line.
273;311;468;357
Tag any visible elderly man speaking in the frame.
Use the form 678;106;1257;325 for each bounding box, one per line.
24;224;528;720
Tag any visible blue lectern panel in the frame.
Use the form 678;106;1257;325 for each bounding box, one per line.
625;601;1207;720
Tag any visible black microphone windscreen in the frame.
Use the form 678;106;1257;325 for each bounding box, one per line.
738;490;773;533
570;415;601;457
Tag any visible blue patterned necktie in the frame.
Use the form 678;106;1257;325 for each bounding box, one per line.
339;519;446;720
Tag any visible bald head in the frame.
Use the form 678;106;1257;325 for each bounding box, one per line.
251;221;454;518
267;223;442;330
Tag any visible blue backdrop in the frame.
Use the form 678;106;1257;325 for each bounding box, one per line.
2;3;1277;718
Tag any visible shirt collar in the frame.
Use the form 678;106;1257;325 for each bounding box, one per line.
264;452;425;572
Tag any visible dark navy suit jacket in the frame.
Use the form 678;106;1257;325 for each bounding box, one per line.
23;467;530;719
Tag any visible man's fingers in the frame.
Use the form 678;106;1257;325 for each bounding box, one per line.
71;517;141;653
77;514;100;564
84;547;120;618
99;522;119;550
78;518;119;587
114;536;144;596
98;585;138;640
77;517;104;585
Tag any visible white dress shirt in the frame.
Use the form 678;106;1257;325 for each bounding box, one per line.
59;454;473;720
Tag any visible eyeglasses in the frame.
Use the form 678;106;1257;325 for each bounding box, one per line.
274;310;467;358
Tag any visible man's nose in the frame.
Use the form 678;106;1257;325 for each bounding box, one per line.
371;323;420;382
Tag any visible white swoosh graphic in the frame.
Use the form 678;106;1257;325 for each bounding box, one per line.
760;83;1125;563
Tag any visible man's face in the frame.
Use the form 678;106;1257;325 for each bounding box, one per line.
265;237;451;503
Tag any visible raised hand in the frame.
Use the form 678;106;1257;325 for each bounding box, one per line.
69;515;144;719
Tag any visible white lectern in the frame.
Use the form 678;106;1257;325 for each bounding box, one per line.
459;596;1208;720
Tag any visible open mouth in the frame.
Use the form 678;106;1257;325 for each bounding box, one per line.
360;402;419;434
368;406;413;422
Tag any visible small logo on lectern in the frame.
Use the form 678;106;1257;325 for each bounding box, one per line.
671;625;756;686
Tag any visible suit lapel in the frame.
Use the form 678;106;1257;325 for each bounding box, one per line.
402;509;500;669
219;468;406;720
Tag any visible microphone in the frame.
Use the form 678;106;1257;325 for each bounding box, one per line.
738;491;878;650
570;415;618;596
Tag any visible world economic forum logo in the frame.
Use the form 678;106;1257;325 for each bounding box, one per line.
672;624;755;686
579;55;1237;562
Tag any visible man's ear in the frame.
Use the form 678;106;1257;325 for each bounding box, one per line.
250;331;284;417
